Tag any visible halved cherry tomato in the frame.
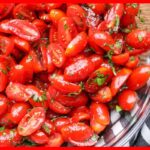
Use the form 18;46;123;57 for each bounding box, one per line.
110;68;132;96
118;90;137;111
90;102;110;126
49;25;58;43
67;5;87;31
29;130;49;144
124;3;139;16
58;17;78;48
126;65;150;90
10;102;30;124
88;3;106;14
0;94;8;116
0;35;14;55
125;47;148;56
45;3;62;12
39;13;51;22
125;56;139;69
90;86;112;103
17;107;45;136
0;129;22;147
0;62;8;92
13;4;36;21
61;122;93;142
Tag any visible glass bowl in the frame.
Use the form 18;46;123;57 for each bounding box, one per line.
95;52;150;147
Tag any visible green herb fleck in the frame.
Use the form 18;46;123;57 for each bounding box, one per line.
91;134;99;141
104;50;114;60
137;34;143;42
64;24;68;30
116;105;122;112
0;126;5;132
122;28;131;33
130;56;135;61
115;15;120;27
0;68;7;75
131;3;138;8
79;81;84;90
115;41;122;49
94;72;107;86
42;124;51;134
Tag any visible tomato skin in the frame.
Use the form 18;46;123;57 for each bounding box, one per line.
11;36;30;53
46;132;64;147
124;3;139;16
67;5;87;32
90;30;115;51
88;3;106;14
58;17;78;48
112;52;129;65
0;63;8;92
0;129;22;147
90;86;112;103
61;123;93;142
121;14;135;27
125;56;139;69
64;57;93;82
118;90;137;111
13;4;36;21
50;9;66;25
65;32;88;57
111;68;132;96
90;102;110;126
29;130;49;144
49;25;58;43
49;43;66;68
0;94;8;116
17;107;45;136
125;48;148;56
9;64;33;84
10;102;30;124
126;65;150;90
0;35;14;55
45;3;62;12
126;29;150;49
49;73;81;94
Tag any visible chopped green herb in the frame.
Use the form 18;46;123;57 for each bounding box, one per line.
0;68;7;75
0;126;5;132
91;134;99;141
127;45;133;51
115;15;120;27
131;3;138;8
115;41;122;49
122;28;131;33
32;92;47;102
79;81;84;90
138;9;145;23
42;124;51;134
105;50;114;59
94;72;107;86
68;92;80;97
116;105;122;112
138;34;143;42
130;56;135;61
64;24;68;30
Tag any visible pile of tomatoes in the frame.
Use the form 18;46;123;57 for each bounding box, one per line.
0;3;150;147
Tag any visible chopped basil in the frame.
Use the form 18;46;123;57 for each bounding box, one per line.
115;41;122;49
121;28;131;33
108;60;117;76
115;15;120;27
137;34;143;42
116;105;122;112
79;81;84;90
131;3;138;8
91;134;99;141
0;126;5;132
130;56;135;61
94;72;107;86
0;68;7;75
64;24;68;30
104;50;114;60
138;9;145;23
127;45;133;51
68;92;81;97
32;92;47;102
42;124;51;134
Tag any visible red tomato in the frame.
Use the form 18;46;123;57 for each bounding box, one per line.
112;52;129;65
121;14;136;27
6;82;30;102
9;64;33;84
61;122;93;142
0;94;8;116
126;65;150;90
46;132;64;147
11;36;30;53
124;3;139;16
0;63;8;92
90;102;110;126
10;102;30;124
125;56;139;69
49;25;58;43
39;13;51;22
45;3;62;12
67;5;87;31
29;130;49;144
90;30;115;51
125;47;148;56
90;86;112;103
17;107;45;136
48;43;66;68
0;35;14;55
110;68;132;96
126;29;150;49
42;119;55;135
0;3;14;20
104;4;124;31
2;19;40;41
64;57;93;82
58;17;78;48
65;32;88;57
13;4;36;21
49;73;81;94
0;129;22;147
118;90;138;111
50;9;66;25
88;3;106;14
54;117;71;132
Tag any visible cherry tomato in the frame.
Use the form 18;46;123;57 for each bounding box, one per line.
67;5;87;31
45;3;62;12
61;122;93;142
0;62;8;92
88;3;106;14
0;94;8;116
110;68;132;96
13;4;36;21
49;25;58;43
17;107;45;136
29;130;49;144
10;102;30;124
90;86;112;103
126;65;150;90
0;35;14;55
125;56;139;69
118;90;137;111
0;129;22;147
90;102;110;126
124;3;139;16
58;17;78;48
125;47;148;56
121;14;136;27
